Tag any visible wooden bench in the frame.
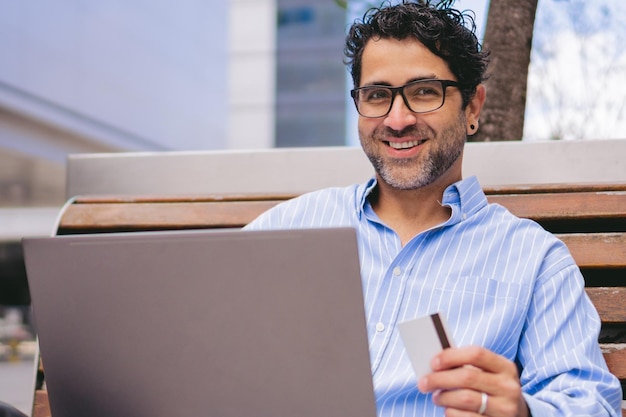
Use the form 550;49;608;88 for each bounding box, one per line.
35;182;626;416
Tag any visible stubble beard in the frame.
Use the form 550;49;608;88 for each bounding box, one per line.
360;115;467;190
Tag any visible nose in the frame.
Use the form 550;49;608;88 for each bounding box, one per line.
383;93;416;131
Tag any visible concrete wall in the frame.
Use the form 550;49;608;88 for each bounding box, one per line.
65;139;626;197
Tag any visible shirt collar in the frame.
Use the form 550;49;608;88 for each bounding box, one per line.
356;178;377;220
355;175;487;223
441;176;488;225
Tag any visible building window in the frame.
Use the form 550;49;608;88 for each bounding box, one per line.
275;1;347;147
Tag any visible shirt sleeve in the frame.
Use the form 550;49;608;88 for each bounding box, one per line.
518;243;622;416
244;201;290;230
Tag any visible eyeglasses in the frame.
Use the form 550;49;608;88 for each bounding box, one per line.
350;79;460;118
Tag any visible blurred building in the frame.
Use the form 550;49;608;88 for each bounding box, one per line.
0;0;347;306
275;0;347;147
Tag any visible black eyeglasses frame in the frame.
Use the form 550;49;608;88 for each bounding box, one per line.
350;79;460;118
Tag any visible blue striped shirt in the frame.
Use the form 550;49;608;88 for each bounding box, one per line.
244;176;622;416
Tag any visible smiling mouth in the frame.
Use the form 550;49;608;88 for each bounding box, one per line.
387;139;427;149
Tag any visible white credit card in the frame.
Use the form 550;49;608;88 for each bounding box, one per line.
398;312;454;379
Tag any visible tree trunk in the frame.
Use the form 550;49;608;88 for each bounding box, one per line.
472;0;539;142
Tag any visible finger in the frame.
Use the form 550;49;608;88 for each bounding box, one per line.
436;389;527;417
432;346;518;378
421;363;523;401
433;388;489;415
419;364;500;394
423;369;526;417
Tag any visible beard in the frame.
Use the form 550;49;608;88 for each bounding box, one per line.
360;114;467;190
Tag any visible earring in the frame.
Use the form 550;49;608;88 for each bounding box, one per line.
470;124;476;130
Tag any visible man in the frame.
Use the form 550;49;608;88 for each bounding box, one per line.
245;1;622;416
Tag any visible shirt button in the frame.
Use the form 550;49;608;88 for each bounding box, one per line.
462;213;468;220
376;322;385;332
393;267;402;276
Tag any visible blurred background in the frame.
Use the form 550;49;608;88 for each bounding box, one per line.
1;0;625;413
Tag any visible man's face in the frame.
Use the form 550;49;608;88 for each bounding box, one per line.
357;37;478;190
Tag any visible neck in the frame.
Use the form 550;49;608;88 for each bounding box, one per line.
370;173;459;246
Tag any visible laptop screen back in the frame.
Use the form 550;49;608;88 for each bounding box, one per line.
23;228;376;417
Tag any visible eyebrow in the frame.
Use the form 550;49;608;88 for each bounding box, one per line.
360;75;440;88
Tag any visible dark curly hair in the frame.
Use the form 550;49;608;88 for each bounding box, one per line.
344;0;490;107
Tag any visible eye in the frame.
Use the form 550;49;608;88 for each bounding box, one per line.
416;87;439;96
362;88;392;102
405;82;443;100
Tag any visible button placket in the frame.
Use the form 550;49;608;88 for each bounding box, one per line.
369;262;410;373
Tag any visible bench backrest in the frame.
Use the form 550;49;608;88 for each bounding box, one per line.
54;182;626;401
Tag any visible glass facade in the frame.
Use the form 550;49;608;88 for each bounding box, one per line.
275;1;348;147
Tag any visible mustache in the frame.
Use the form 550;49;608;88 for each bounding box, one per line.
375;126;432;139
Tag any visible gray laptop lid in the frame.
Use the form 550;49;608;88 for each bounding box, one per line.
23;228;376;417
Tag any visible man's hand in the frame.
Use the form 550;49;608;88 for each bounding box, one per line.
417;346;530;417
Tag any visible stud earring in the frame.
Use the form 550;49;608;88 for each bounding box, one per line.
470;124;476;131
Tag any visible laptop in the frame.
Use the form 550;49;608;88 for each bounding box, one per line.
22;228;377;417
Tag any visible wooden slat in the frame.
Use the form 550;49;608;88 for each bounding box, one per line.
586;287;626;324
601;345;626;380
70;183;626;203
483;182;626;195
69;183;626;203
62;187;626;228
487;191;626;221
65;189;626;228
559;233;626;268
33;390;51;417
71;193;298;204
59;200;284;231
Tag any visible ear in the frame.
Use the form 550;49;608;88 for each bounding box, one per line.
465;84;486;135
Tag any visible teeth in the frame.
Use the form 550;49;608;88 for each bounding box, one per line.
388;140;424;149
